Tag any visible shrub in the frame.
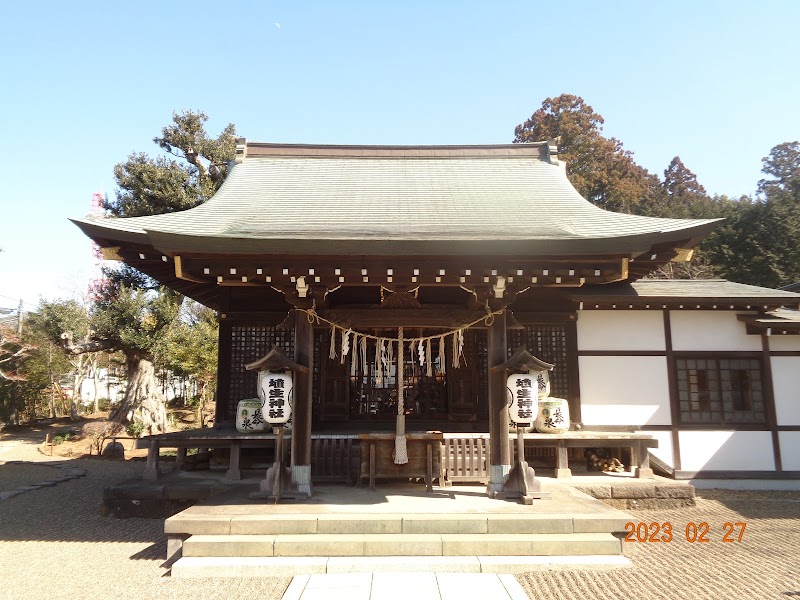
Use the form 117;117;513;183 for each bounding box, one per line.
125;421;145;438
52;432;72;445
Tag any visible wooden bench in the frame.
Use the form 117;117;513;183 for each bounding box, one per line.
358;432;443;492
137;430;358;483
523;431;658;479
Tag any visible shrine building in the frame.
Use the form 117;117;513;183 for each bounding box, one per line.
72;139;800;490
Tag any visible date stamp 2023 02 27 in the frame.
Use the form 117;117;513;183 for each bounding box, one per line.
624;521;747;544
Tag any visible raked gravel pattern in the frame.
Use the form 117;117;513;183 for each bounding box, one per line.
1;431;798;600
517;489;799;599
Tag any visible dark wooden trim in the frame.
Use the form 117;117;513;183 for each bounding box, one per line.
219;311;290;325
487;312;510;467
777;426;800;431
576;303;792;311
664;311;681;472
175;254;627;289
565;318;581;423
214;290;233;427
769;351;800;357
319;308;489;329
577;350;667;357
675;470;800;480
291;310;314;466
670;350;763;359
512;311;578;324
762;334;783;472
675;423;773;431
577;424;672;431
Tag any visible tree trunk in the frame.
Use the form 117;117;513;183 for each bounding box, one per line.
92;361;101;414
49;384;57;419
197;380;207;428
72;370;85;416
110;354;167;435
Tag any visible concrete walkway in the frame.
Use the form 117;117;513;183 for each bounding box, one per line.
282;572;529;600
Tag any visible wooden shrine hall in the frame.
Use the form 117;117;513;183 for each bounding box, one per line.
74;138;781;496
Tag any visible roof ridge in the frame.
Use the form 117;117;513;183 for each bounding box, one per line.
236;140;555;161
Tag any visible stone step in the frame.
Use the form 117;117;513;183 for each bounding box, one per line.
182;532;621;558
171;554;632;578
165;512;628;536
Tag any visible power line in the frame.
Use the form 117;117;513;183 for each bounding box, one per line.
0;294;38;309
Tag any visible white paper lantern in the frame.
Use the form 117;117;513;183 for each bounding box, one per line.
257;371;293;425
506;373;537;427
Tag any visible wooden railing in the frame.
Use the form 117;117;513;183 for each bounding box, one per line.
441;435;490;485
309;436;358;484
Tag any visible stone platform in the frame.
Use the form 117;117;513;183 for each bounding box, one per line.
104;466;694;518
161;478;645;577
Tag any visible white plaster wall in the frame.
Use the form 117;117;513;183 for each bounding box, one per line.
679;431;775;471
645;430;674;468
778;432;800;471
771;357;800;425
578;356;671;426
769;336;800;351
576;311;666;351
670;311;762;351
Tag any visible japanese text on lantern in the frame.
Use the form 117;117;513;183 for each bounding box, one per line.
507;373;535;427
257;371;293;424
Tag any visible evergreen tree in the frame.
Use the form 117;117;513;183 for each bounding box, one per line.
664;156;707;198
513;94;658;212
63;111;235;434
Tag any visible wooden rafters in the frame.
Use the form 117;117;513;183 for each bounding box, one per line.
167;254;630;289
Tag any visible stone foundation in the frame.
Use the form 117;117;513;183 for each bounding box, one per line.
576;482;695;509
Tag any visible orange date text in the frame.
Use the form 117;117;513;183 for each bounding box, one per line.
623;522;746;543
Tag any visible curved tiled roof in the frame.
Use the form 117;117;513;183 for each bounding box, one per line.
72;142;720;257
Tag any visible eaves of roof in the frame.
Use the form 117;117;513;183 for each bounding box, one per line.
569;279;800;309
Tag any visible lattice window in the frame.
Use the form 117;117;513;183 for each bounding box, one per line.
469;329;488;410
312;329;324;418
227;326;294;421
676;357;766;424
508;325;569;398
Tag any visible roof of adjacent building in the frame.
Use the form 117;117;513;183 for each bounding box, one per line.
569;279;800;310
782;282;800;293
72;141;720;258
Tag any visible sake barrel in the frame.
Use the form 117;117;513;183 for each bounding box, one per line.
535;398;570;433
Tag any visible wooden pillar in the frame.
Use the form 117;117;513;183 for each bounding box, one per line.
214;290;232;428
214;320;233;428
290;309;314;495
226;440;242;480
143;440;160;481
487;311;510;494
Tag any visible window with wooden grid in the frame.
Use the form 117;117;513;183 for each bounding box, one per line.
675;357;766;424
508;325;570;398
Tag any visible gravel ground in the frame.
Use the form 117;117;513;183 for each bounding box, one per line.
2;428;799;600
516;490;800;599
0;434;290;600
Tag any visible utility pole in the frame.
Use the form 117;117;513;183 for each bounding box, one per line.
16;299;23;335
11;299;23;425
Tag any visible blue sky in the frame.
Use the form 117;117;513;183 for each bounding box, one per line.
1;1;799;310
